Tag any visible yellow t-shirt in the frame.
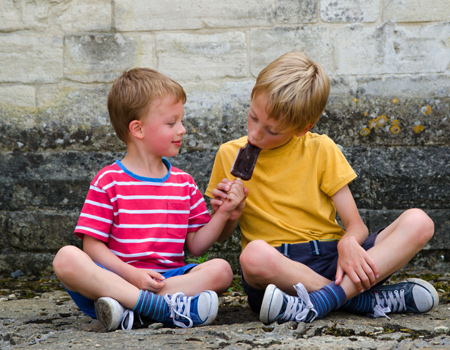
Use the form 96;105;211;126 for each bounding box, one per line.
205;132;357;250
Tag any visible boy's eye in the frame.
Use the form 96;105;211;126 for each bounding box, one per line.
267;129;278;136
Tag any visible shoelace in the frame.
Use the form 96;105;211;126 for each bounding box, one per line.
164;292;193;328
280;283;318;323
121;309;141;330
370;289;406;320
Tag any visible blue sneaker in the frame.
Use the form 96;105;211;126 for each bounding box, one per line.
260;283;318;324
368;278;439;319
163;290;218;328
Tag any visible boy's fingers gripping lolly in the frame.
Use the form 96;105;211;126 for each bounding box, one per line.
230;142;261;181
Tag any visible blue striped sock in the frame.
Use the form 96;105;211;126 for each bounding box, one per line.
308;282;347;320
341;291;372;314
132;290;168;321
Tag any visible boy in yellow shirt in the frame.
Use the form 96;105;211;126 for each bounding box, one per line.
206;51;438;324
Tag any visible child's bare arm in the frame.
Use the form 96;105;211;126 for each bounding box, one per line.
186;179;246;255
332;185;378;293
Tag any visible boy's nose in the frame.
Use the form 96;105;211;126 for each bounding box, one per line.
178;124;186;135
249;126;263;142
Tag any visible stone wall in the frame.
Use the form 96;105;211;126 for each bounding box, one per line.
0;0;449;275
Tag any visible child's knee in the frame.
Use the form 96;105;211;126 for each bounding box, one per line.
53;245;82;277
405;208;434;243
206;258;233;290
240;240;279;278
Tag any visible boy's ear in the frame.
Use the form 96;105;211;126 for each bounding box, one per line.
129;120;144;139
295;124;314;137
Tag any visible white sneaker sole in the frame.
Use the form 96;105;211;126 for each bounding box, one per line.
200;291;218;326
260;284;279;324
95;297;122;331
406;278;439;312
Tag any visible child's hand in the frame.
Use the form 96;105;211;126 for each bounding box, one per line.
128;267;166;292
216;178;247;216
335;236;379;292
211;178;248;221
210;178;234;213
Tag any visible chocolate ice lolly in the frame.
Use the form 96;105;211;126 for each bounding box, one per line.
230;142;261;181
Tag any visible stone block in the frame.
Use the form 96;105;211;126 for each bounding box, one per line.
250;27;335;77
64;33;154;83
156;32;247;82
55;0;112;32
383;0;450;22
0;0;111;32
0;86;36;109
0;84;121;152
276;0;318;24
115;0;274;31
367;147;449;210
0;151;122;211
383;23;450;74
334;24;384;75
0;33;63;84
1;210;80;252
321;0;380;22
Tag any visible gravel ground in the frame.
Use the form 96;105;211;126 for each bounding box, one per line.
1;273;449;350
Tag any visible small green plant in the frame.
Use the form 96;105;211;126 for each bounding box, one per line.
227;276;245;294
186;252;209;264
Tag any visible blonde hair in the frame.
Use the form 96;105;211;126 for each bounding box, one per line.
251;51;330;133
107;68;186;143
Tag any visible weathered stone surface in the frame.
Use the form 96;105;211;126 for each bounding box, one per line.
0;0;111;32
0;86;36;109
334;22;450;75
0;0;449;277
0;286;449;350
156;32;247;82
64;34;154;83
320;0;380;23
276;0;318;24
115;0;275;31
250;26;335;77
383;0;450;22
0;33;63;84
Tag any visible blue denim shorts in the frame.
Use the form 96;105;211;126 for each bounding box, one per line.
64;263;197;319
242;231;382;313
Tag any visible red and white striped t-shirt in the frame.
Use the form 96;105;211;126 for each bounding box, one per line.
74;159;211;272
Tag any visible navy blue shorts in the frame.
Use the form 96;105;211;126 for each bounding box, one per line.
64;263;197;319
242;231;382;313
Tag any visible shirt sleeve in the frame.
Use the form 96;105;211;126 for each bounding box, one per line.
187;178;211;232
319;137;357;196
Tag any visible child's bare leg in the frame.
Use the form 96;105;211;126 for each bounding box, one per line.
340;208;434;300
240;239;331;294
53;245;140;309
158;258;233;296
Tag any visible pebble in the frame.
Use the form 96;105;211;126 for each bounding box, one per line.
434;326;449;334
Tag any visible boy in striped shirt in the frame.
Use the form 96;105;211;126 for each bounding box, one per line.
53;68;246;331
